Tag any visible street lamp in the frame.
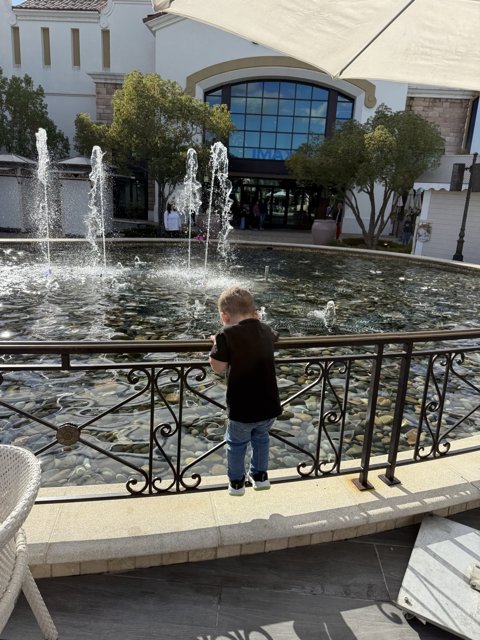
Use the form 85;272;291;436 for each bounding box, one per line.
452;152;478;261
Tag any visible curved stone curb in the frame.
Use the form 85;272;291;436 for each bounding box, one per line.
26;449;480;578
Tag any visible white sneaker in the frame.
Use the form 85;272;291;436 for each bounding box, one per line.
228;477;245;496
248;472;270;491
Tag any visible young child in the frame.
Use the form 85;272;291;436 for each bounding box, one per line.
209;287;281;496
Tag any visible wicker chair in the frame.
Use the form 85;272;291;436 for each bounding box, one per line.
0;445;58;639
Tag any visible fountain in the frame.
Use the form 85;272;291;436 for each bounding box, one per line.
85;145;108;269
1;241;480;491
178;148;202;271
308;300;336;331
33;128;54;269
1;132;480;492
203;141;233;277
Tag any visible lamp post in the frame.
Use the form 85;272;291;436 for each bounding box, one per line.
453;152;478;261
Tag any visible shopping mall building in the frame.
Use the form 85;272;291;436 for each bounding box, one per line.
1;0;479;242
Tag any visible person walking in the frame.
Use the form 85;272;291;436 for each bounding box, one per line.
163;202;182;237
401;214;414;245
259;199;268;230
252;200;261;229
209;287;281;496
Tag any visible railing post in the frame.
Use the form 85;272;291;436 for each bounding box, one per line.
379;341;413;486
175;365;185;492
148;366;155;494
352;344;384;491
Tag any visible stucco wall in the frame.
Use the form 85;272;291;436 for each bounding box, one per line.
151;16;408;124
3;0;153;145
0;1;15;77
60;178;90;236
0;175;23;230
415;190;480;264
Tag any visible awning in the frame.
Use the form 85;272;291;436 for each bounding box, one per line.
154;0;480;91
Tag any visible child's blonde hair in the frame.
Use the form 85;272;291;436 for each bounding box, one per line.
218;287;256;316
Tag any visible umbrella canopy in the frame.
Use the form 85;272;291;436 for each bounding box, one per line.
154;0;480;91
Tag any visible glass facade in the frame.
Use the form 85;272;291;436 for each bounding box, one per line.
113;175;148;221
206;80;354;161
205;79;354;228
230;177;324;229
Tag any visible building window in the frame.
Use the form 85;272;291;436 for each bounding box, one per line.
206;80;354;161
102;30;110;70
41;27;51;67
335;94;354;129
71;28;80;68
11;27;21;66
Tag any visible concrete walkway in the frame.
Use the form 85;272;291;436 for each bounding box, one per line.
4;509;478;639
1;442;478;639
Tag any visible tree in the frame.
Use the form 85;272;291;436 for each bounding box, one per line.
74;71;233;215
74;113;109;157
287;105;444;249
0;68;69;160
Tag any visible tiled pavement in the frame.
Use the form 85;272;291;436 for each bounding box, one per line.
4;509;479;640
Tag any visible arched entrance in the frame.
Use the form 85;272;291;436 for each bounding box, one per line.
205;78;353;228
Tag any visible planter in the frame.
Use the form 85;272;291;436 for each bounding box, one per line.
311;218;336;245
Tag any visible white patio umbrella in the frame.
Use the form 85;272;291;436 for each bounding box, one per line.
153;0;480;91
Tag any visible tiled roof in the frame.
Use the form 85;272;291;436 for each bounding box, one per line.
15;0;108;11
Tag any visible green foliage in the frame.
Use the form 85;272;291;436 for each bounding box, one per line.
287;104;444;249
0;67;69;160
73;113;109;157
74;71;233;212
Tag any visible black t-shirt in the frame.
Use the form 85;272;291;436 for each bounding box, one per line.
210;318;282;423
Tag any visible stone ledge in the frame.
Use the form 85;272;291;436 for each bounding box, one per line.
26;448;480;578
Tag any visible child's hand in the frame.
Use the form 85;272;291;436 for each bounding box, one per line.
209;335;216;344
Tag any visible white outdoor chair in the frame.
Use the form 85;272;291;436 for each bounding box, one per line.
0;445;58;639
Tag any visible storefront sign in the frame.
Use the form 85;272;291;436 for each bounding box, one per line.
251;149;291;161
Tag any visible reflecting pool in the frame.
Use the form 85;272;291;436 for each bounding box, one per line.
1;242;479;341
1;241;479;490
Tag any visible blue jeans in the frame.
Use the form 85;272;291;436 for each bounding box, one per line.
225;418;275;481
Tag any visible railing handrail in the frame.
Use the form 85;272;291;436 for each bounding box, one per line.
1;327;480;500
1;327;480;355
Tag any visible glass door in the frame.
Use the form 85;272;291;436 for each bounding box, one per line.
230;178;323;228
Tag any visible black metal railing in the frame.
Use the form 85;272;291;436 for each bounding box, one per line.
0;328;479;503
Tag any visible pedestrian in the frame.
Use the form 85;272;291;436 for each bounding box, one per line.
251;200;260;229
240;203;248;230
209;287;282;496
334;202;344;240
259;199;267;230
163;202;182;237
401;214;414;245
